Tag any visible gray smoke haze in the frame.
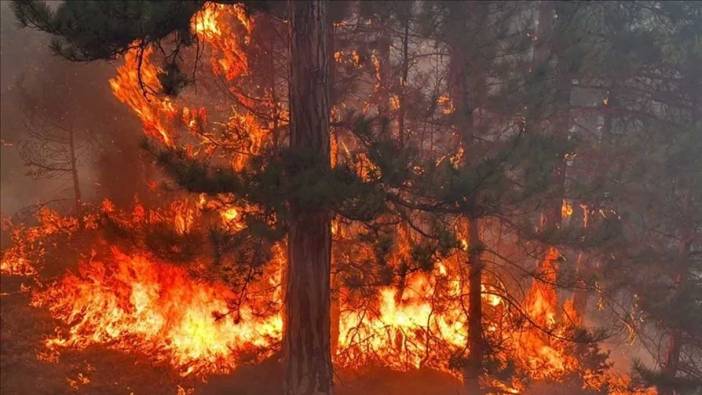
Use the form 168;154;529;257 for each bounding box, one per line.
1;2;151;219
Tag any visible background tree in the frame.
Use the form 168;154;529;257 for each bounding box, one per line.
581;3;702;393
14;74;87;214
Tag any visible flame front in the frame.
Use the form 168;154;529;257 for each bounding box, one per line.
3;201;648;393
33;248;282;376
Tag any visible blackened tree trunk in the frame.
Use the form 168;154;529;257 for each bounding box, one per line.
375;15;392;118
284;1;333;395
534;1;568;232
660;329;682;395
327;15;340;359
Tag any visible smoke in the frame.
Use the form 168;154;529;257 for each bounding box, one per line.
0;2;153;220
1;2;52;217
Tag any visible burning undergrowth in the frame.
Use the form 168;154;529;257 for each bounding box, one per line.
1;2;675;394
2;197;283;373
34;248;282;376
1;200;653;394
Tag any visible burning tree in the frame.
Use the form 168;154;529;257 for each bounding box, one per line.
283;2;334;393
12;1;375;394
3;1;701;395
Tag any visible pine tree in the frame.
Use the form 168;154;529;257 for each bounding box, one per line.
589;3;702;392
284;1;334;394
12;2;343;394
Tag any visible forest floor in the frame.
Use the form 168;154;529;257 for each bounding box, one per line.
1;275;590;395
1;274;463;395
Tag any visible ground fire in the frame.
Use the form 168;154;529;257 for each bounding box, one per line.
1;1;700;395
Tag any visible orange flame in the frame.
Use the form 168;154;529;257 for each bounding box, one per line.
337;263;467;371
515;247;577;379
33;248;282;376
0;3;654;393
2;202;653;393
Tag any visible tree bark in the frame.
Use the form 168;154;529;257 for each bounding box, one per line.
284;1;333;395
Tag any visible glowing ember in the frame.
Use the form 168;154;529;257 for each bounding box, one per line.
221;207;239;222
561;199;574;219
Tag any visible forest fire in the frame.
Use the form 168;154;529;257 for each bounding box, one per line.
33;248;282;377
515;248;578;379
0;0;603;389
3;202;590;386
336;260;468;372
3;1;700;395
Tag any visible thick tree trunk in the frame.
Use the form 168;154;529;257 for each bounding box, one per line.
284;1;333;395
286;211;333;395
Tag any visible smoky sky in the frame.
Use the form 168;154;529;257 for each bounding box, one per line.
1;2;151;219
